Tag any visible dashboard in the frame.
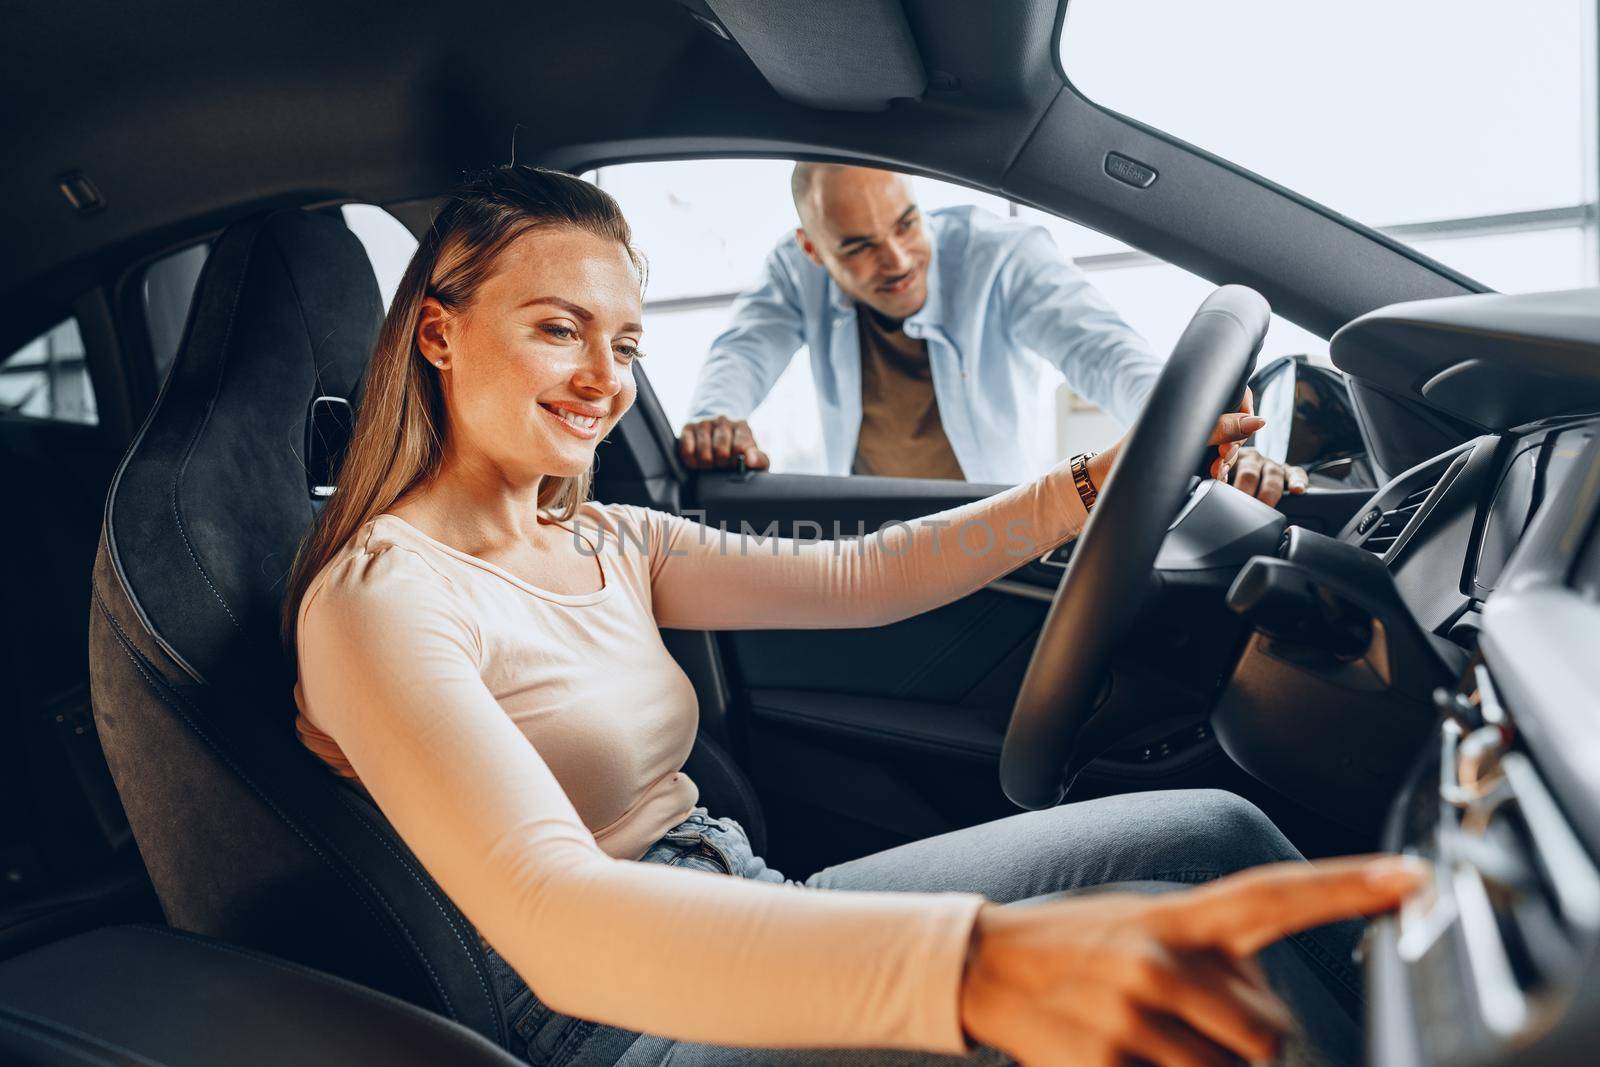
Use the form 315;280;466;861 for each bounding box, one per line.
1343;415;1600;1067
1368;429;1600;1067
1321;291;1600;1067
1342;418;1598;648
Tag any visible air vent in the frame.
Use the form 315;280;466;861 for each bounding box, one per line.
1353;451;1472;559
1360;485;1435;555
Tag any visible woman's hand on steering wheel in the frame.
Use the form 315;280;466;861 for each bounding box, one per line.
1085;403;1268;498
958;855;1427;1067
1207;403;1268;483
1004;286;1272;811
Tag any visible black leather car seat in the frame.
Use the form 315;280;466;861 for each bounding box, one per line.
87;207;764;1047
0;925;524;1067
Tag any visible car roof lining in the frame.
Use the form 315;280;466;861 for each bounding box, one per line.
5;0;1478;359
695;0;926;112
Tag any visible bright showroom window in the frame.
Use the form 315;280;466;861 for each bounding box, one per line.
593;160;1319;477
596;3;1597;477
1061;0;1599;293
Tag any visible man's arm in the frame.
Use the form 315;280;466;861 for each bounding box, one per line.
998;228;1306;504
997;226;1165;427
687;245;808;423
681;245;809;468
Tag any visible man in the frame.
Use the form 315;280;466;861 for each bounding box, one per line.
680;163;1306;504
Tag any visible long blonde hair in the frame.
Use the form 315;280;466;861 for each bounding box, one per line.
279;165;642;666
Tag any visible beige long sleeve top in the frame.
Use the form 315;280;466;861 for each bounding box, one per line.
292;466;1087;1054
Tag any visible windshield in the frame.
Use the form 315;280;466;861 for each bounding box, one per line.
1059;0;1597;294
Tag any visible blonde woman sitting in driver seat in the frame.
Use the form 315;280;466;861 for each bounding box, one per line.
284;165;1422;1067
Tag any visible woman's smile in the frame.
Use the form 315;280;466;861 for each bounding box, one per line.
539;400;607;440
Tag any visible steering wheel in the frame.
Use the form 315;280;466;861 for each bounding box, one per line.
1000;285;1271;810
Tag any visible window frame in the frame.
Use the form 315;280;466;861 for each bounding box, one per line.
1045;0;1600;294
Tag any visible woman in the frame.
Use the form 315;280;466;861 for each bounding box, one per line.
284;165;1421;1067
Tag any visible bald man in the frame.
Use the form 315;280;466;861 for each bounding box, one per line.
682;164;1305;502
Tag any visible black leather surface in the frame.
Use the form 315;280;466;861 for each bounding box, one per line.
89;209;508;1043
0;925;521;1067
108;208;375;691
86;206;770;1052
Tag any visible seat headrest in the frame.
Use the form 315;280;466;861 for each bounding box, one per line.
106;209;383;692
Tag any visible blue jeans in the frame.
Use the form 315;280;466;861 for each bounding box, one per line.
480;789;1364;1067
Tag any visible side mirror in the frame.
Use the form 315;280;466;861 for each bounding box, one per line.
1246;355;1374;488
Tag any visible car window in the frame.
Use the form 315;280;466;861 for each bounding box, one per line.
1009;206;1328;459
1;318;96;425
342;204;418;312
144;242;210;382
594;158;1319;480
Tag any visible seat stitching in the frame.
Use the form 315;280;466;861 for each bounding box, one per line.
107;216;493;1034
164;225;259;634
94;592;458;1020
91;582;460;1023
329;785;504;1045
169;488;241;629
91;587;437;998
114;925;506;1050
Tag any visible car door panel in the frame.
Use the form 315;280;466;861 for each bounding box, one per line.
687;470;1057;873
719;588;1045;699
684;466;1338;877
748;690;1007;761
690;469;1008;532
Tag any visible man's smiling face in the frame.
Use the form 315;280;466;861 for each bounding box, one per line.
794;165;931;322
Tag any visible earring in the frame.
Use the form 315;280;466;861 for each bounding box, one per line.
434;360;445;368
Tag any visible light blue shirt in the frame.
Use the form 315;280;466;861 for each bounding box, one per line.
687;206;1165;484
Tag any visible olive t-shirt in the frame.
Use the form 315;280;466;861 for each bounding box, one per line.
850;305;966;480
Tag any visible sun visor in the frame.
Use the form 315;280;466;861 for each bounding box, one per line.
701;0;927;111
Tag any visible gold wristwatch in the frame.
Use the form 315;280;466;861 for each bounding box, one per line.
1070;450;1100;511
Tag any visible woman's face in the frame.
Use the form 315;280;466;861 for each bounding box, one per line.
420;225;644;484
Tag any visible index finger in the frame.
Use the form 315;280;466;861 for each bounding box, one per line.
1208;412;1267;446
1156;856;1429;956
